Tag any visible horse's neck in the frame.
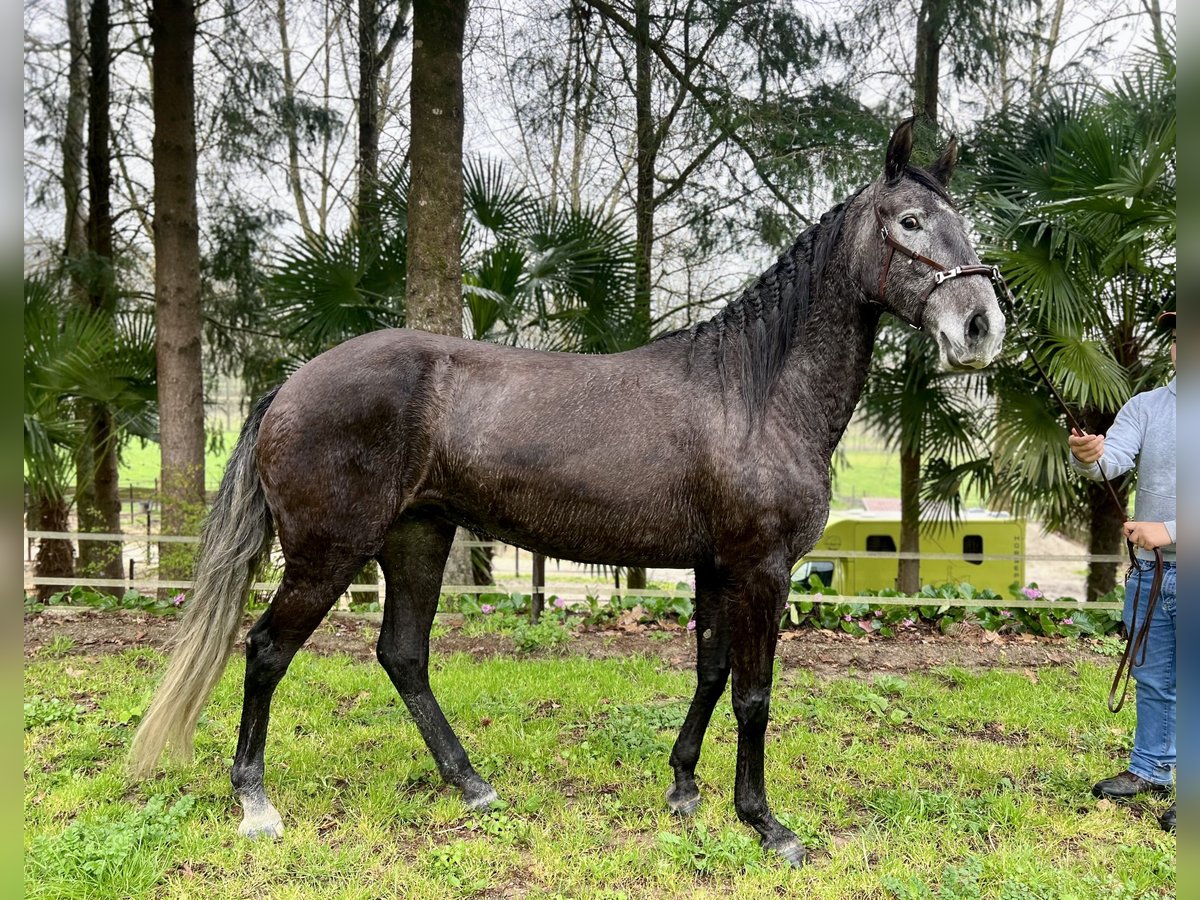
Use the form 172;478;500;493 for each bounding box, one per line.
769;218;881;457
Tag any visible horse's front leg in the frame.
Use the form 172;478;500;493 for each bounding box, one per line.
729;562;806;867
667;565;730;816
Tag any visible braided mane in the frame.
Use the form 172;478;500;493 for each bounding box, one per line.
659;186;865;419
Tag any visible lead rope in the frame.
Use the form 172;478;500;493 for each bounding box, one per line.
993;279;1161;713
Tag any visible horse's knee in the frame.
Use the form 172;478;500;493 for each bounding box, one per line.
376;645;428;694
244;629;292;688
732;686;771;730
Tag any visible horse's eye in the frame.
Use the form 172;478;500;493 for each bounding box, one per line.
900;215;920;231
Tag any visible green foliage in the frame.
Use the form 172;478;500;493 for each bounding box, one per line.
971;40;1175;534
34;585;183;615
25;695;83;729
656;824;764;875
784;579;1123;638
24;272;158;501
510;618;572;653
26;795;195;899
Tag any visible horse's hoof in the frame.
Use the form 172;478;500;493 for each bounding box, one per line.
238;811;285;840
665;784;700;817
463;782;501;811
763;835;808;868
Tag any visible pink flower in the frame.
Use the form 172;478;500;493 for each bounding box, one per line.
687;619;696;632
843;614;852;622
481;604;495;614
1062;617;1074;625
1000;610;1013;618
901;618;915;628
1021;587;1043;600
171;592;186;607
553;598;566;610
873;610;883;617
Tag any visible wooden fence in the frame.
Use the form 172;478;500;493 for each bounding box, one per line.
22;530;1126;612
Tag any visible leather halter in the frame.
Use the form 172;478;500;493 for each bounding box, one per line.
873;191;999;306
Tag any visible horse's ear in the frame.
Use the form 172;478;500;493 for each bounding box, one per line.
928;136;958;187
885;118;915;183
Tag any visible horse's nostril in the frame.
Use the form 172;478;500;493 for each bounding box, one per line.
967;312;989;342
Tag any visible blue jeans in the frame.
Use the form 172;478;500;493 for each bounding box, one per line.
1123;559;1176;785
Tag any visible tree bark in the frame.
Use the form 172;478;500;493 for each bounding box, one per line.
151;0;206;581
405;0;466;335
624;0;655;593
1085;480;1125;602
77;0;124;585
897;442;922;594
407;0;470;584
30;495;74;602
357;0;411;236
62;0;88;265
912;0;948;128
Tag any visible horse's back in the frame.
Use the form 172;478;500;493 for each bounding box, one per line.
256;328;720;565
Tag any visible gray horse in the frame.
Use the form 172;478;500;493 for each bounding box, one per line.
130;118;1004;866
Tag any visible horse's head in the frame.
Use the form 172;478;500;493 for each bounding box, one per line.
862;119;1005;370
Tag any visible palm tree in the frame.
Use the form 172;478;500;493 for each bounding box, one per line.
970;38;1175;599
855;322;993;592
24;273;158;599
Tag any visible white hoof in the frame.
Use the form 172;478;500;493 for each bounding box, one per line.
238;802;284;839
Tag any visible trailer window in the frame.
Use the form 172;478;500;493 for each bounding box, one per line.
963;534;983;564
865;535;896;553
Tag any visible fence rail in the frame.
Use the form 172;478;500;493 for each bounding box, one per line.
24;530;1127;612
23;530;1132;563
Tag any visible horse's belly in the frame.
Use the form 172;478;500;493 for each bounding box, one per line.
425;471;704;568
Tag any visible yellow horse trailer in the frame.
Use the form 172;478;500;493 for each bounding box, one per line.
791;511;1026;595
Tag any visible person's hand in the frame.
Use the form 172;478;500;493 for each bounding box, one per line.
1123;521;1173;550
1069;428;1104;463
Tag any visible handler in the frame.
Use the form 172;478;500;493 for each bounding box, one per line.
1068;306;1176;833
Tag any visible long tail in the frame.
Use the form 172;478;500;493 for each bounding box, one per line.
128;387;280;778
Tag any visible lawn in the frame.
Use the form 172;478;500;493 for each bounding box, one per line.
24;635;1174;899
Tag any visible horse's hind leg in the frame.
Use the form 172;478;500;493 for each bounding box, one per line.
231;554;364;838
667;565;730;816
376;513;499;809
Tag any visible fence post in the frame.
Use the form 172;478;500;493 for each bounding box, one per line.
531;553;545;624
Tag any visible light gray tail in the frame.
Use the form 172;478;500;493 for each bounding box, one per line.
129;388;280;778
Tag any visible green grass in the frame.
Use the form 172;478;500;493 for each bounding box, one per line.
24;640;1174;899
117;433;238;494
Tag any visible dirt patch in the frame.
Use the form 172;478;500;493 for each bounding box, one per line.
23;608;1115;680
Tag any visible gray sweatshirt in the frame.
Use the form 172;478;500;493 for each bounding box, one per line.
1070;377;1176;562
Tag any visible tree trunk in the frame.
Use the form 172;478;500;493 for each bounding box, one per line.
897;442;922;594
75;408;123;581
151;0;206;582
62;0;88;266
30;493;74;602
407;0;469;583
357;0;410;236
357;0;381;236
77;0;123;586
1085;480;1125;602
405;0;467;335
912;0;947;129
624;0;655;593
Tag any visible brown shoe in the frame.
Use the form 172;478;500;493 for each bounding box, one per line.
1091;771;1171;801
1160;803;1176;832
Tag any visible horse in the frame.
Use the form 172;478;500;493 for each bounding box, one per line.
129;118;1005;866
